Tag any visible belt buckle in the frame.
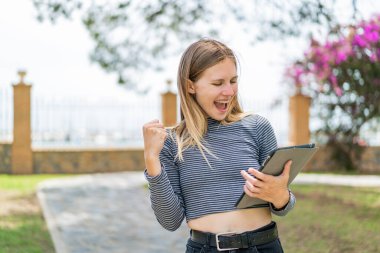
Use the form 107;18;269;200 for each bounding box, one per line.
215;232;239;251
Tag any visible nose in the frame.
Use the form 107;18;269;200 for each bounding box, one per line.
222;83;236;96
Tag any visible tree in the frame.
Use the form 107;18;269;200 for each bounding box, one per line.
286;14;380;171
32;0;366;90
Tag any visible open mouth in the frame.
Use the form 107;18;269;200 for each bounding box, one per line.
214;101;228;112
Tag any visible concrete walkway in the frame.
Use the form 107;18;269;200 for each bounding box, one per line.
37;172;380;253
293;173;380;187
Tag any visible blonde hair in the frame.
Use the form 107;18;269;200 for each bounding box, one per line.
173;38;248;166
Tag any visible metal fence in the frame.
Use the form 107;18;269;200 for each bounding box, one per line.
1;86;379;147
0;84;288;147
0;86;12;142
29;96;288;148
0;85;161;147
31;96;160;148
240;97;289;146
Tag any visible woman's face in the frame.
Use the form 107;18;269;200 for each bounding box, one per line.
189;58;238;121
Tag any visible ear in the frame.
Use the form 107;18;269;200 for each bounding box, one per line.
187;79;196;94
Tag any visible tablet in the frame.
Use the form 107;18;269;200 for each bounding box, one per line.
235;143;319;209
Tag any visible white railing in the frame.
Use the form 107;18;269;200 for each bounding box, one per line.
0;86;12;142
2;86;378;148
31;96;160;148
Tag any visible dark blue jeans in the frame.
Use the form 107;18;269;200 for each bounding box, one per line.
185;222;284;253
185;237;284;253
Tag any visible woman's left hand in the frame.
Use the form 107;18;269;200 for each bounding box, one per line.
240;160;292;209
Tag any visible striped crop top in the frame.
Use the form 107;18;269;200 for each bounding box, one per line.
144;114;296;231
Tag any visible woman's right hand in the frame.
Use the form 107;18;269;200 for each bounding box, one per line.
142;119;167;176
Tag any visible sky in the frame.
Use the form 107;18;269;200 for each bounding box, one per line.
1;1;378;102
0;0;129;102
0;0;307;104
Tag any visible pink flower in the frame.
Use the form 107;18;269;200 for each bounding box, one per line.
335;51;348;64
334;86;343;97
329;75;338;86
363;22;380;34
329;75;343;96
324;41;333;50
369;52;378;62
286;64;306;86
366;32;379;43
353;34;367;47
286;13;380;95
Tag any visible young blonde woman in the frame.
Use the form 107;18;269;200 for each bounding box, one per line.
143;39;295;252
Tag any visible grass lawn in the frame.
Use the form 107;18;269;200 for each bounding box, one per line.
1;175;379;253
275;184;380;253
0;174;73;253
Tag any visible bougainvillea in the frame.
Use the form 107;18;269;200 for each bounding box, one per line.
286;14;380;171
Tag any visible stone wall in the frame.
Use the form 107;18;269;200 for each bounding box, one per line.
0;143;12;173
33;148;145;174
1;143;379;174
28;146;380;174
305;146;380;174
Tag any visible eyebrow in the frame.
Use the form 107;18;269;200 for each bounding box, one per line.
211;76;238;82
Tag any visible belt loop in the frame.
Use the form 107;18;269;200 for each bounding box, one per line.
204;232;211;249
246;233;252;248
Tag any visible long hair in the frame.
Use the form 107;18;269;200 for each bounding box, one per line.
173;38;248;166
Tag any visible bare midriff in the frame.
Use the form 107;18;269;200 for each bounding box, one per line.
187;207;272;234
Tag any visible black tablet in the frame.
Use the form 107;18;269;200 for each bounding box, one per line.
235;143;319;209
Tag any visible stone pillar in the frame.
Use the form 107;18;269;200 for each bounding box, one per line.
289;93;311;145
12;71;33;174
161;80;177;127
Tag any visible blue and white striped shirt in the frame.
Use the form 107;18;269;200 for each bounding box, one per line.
145;114;296;231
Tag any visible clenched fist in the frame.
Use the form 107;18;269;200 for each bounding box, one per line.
142;119;167;176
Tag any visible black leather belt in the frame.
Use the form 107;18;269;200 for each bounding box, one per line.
190;222;278;251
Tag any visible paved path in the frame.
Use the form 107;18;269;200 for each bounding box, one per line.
37;172;380;253
293;173;380;187
38;172;189;253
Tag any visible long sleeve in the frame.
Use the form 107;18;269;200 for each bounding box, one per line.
144;134;185;231
256;115;278;166
269;190;296;216
255;115;296;216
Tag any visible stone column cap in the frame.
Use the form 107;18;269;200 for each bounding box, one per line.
13;70;32;86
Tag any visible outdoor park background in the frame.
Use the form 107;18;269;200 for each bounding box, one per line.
0;1;298;148
1;0;380;252
1;1;380;148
